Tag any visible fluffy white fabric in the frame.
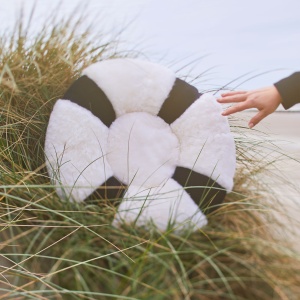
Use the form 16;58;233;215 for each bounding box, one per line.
45;100;113;202
113;179;208;232
82;58;176;117
107;112;179;187
45;58;237;234
171;94;236;191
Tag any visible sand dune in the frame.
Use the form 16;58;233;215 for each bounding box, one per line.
239;111;300;250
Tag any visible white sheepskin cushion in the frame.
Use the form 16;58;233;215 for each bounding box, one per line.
113;180;208;233
45;99;113;202
82;58;176;117
45;58;236;233
171;93;236;191
107;112;179;187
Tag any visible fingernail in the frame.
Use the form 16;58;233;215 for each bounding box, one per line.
249;123;254;129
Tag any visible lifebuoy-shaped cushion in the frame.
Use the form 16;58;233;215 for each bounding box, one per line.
45;58;236;233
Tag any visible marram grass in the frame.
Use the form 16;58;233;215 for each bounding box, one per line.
1;13;300;300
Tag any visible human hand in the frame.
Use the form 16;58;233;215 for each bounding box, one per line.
217;86;282;128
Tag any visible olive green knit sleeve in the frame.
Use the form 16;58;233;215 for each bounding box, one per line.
274;72;300;109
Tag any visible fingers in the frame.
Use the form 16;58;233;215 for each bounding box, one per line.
222;105;268;128
221;102;251;116
217;91;248;103
248;110;267;128
221;91;247;97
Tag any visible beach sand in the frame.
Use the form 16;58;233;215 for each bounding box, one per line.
238;111;300;251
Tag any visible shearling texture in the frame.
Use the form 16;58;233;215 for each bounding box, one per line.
113;179;208;232
45;58;236;233
82;58;176;117
107;112;179;187
171;93;236;191
45;100;113;202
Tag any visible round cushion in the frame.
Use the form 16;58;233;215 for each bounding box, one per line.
44;58;236;233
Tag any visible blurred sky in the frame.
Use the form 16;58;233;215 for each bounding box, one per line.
1;0;300;108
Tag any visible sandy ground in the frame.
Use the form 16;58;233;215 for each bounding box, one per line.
238;111;300;251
